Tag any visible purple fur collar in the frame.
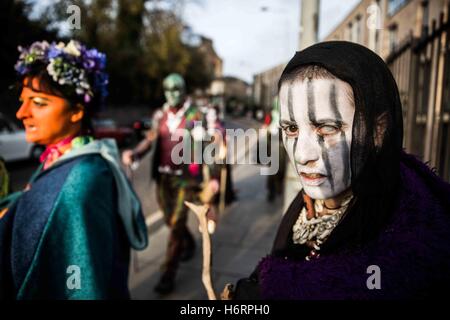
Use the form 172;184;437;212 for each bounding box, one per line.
258;152;450;299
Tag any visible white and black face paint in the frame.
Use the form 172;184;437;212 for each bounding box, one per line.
279;78;355;200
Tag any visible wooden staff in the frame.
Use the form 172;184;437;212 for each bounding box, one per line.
184;201;217;300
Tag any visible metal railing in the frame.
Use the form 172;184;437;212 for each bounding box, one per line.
386;3;450;181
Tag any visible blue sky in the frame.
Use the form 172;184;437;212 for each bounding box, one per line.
184;0;360;82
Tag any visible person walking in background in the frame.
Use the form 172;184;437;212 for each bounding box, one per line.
0;40;148;299
122;73;222;295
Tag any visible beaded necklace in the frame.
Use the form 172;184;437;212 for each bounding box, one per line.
292;193;353;261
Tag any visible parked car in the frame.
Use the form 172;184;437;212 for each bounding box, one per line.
92;118;134;147
132;117;152;140
0;113;44;162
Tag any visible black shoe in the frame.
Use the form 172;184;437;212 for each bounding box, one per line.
154;274;175;295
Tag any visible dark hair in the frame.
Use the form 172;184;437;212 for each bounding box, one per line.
279;64;336;84
19;62;96;134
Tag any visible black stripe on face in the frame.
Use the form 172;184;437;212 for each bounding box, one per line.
307;79;316;123
340;131;350;186
318;135;334;190
329;83;342;122
288;85;295;122
308;79;334;191
329;82;350;187
293;137;298;163
287;86;298;159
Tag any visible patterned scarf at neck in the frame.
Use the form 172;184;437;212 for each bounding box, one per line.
40;135;94;170
292;192;353;260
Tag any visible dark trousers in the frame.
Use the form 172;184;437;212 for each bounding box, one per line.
156;174;195;278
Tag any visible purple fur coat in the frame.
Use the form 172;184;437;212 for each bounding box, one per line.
257;153;450;299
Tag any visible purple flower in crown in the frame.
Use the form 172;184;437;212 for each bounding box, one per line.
15;63;28;75
84;48;106;70
15;40;109;107
15;41;50;74
94;71;109;100
47;44;62;59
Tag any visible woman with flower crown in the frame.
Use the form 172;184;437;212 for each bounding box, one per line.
0;40;148;299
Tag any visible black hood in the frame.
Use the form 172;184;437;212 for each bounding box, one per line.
279;41;404;249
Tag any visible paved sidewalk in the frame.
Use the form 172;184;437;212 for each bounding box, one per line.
129;117;284;300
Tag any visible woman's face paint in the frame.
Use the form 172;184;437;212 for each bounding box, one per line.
279;78;355;200
17;77;82;146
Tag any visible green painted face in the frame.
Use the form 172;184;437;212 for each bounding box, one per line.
163;73;185;106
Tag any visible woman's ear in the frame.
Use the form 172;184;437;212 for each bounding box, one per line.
71;103;85;123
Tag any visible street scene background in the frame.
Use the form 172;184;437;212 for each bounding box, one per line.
2;0;450;300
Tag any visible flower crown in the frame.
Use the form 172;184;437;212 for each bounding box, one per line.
15;40;108;105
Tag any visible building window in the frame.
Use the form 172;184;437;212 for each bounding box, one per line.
421;0;430;36
346;22;353;41
368;0;383;53
351;21;358;42
389;24;398;51
388;0;410;16
375;29;380;52
355;15;362;43
349;17;361;43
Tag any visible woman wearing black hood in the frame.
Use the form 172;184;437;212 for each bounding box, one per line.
233;41;450;299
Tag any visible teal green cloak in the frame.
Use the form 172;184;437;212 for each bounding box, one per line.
0;139;148;299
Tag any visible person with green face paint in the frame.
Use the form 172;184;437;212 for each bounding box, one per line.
123;73;223;295
163;73;185;107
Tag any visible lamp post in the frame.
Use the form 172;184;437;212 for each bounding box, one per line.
299;0;321;50
259;6;292;58
283;0;322;213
